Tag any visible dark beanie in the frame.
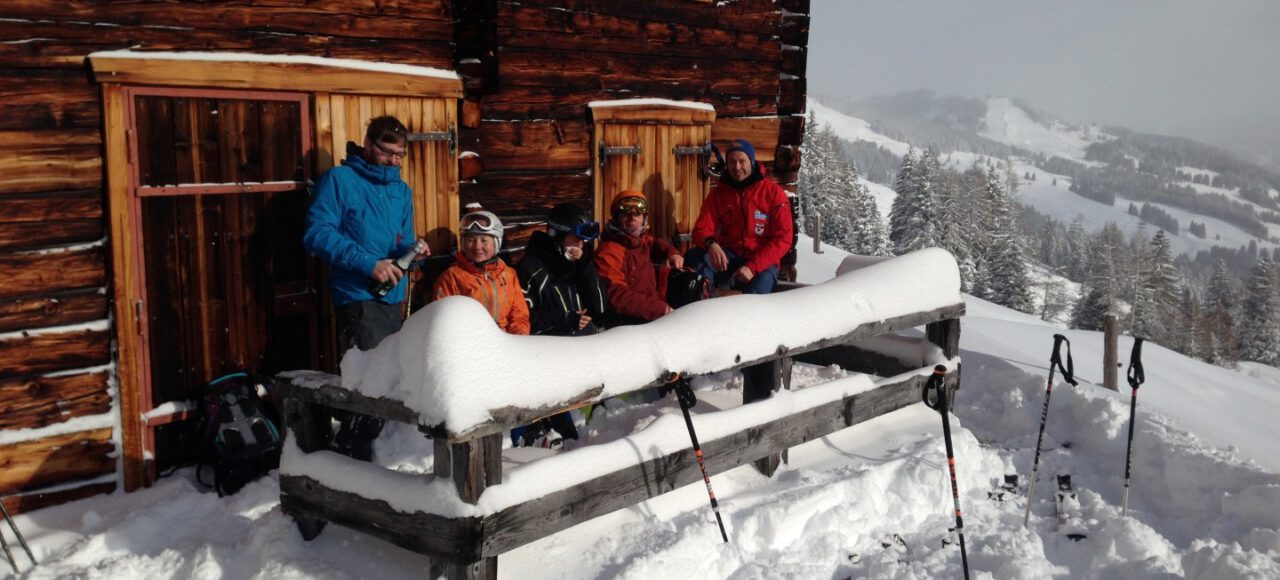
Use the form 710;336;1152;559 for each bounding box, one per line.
727;139;757;166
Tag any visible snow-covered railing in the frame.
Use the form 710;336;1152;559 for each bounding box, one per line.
274;249;965;579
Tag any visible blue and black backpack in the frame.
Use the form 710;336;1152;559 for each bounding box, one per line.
195;372;284;496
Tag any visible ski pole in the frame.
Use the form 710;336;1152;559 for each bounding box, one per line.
1123;337;1145;516
1024;334;1077;529
0;499;35;572
673;380;729;543
922;365;970;580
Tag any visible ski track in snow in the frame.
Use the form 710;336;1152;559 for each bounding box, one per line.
5;263;1280;578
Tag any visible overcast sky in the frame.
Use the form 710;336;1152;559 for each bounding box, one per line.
808;0;1280;166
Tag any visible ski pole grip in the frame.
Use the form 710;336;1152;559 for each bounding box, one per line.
921;365;948;411
1052;334;1078;386
1127;337;1145;389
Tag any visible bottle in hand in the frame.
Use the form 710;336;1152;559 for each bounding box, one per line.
369;238;429;298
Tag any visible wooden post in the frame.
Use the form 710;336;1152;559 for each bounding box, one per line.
1103;316;1119;391
282;399;331;540
742;354;792;477
441;433;502;580
926;318;962;408
812;214;823;254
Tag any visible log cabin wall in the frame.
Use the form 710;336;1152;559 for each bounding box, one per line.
455;0;810;252
0;1;454;514
0;0;810;513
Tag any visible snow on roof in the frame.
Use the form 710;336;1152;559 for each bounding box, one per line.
87;50;460;80
339;248;962;433
588;98;715;112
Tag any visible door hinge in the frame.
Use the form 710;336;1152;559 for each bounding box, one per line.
408;124;456;156
134;299;144;336
598;141;642;167
673;146;703;156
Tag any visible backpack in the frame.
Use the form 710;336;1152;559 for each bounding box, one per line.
666;268;711;309
195;372;284;496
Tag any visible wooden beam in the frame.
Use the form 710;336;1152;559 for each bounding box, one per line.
279;474;484;563
794;343;920;378
0;370;112;431
90;55;464;98
471;119;592;171
275;371;422;427
101;82;145;492
0;290;108;333
0;244;107;299
459;171;592;217
0;427;115;495
480;369;947;556
0;69;100;131
506;0;782;36
1;480;115;516
0;128;103;194
0;191;103;222
0;327;111;378
482;86;777;120
589;104;716;125
0;220;103;251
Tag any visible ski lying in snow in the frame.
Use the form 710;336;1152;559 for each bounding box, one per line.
1055;474;1087;541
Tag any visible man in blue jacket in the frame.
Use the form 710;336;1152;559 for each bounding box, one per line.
303;115;426;459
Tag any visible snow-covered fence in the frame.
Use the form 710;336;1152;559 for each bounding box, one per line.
274;249;965;579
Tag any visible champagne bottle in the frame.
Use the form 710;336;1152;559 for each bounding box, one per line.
369;239;428;298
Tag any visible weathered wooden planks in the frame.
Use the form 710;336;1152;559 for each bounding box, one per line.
0;427;115;496
0;69;101;131
0;327;111;378
0;245;107;300
469;120;592;172
479;369;943;556
0;291;108;333
460;172;592;217
1;480;116;516
0;370;112;431
0;128;103;194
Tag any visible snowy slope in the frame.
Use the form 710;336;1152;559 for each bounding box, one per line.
5;249;1279;578
811;97;1280;255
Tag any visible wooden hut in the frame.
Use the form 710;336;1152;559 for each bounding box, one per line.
0;0;810;514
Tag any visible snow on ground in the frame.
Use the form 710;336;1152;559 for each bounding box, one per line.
809;99;911;157
4;252;1280;579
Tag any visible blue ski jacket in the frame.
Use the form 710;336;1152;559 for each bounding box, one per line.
303;143;416;307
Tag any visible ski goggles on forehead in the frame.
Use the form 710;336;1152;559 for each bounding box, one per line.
613;196;648;215
461;214;501;236
550;220;601;241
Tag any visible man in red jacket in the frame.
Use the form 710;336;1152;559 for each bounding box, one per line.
595;190;684;325
688;139;794;294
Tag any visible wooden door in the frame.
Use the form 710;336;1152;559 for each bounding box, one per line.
126;88;317;473
315;94;460;254
591;105;714;248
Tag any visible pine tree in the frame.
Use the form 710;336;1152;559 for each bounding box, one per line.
1204;260;1238;365
1174;284;1203;357
980;163;1034;313
1238;257;1280;365
796;118;887;256
1071;236;1118;331
888;149;942;255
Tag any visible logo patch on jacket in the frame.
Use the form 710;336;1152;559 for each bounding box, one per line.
754;210;768;235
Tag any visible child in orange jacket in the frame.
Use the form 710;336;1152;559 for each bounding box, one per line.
434;210;531;335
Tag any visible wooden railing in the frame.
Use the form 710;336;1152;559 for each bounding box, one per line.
274;301;963;580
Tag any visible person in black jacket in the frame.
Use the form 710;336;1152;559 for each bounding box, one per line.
512;203;609;446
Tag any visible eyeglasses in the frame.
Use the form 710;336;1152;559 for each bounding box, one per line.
372;140;408;160
612;196;648;216
550;220;601;241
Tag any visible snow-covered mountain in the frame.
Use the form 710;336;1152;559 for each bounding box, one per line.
5;244;1278;579
810;96;1280;260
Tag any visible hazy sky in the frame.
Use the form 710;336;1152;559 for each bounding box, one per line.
808;0;1280;166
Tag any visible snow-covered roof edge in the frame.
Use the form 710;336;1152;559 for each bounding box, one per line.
87;50;460;80
588;98;715;112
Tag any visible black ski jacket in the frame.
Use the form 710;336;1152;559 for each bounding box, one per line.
516;231;609;336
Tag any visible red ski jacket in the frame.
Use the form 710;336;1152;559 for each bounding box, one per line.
691;166;794;275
